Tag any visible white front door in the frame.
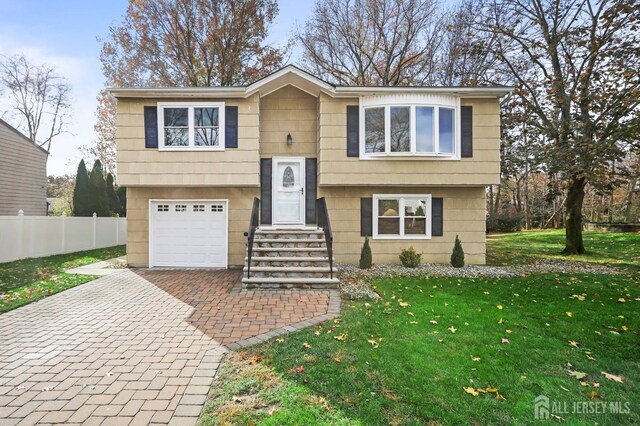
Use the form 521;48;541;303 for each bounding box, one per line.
272;158;305;225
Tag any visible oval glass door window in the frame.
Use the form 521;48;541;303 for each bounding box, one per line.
283;166;295;188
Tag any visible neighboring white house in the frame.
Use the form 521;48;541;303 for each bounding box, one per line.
0;118;48;216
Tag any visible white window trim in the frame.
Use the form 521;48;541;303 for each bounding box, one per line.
372;194;432;239
157;102;226;151
359;98;461;160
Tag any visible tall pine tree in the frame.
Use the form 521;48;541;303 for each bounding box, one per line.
72;160;90;216
88;160;110;217
106;173;122;216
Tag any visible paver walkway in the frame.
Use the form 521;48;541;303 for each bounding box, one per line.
134;269;339;347
0;269;338;425
0;270;339;426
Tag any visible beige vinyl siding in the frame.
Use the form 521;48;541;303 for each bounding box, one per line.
127;185;485;267
319;186;487;264
259;85;318;157
317;95;501;186
126;186;259;267
115;95;260;187
0;122;48;216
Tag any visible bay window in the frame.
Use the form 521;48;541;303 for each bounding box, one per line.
361;102;459;158
373;195;432;239
158;102;225;150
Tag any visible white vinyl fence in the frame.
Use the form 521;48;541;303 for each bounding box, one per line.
0;211;127;263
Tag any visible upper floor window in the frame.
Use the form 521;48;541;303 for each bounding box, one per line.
158;102;225;151
360;94;459;159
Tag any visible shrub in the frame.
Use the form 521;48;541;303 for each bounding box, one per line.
72;160;90;216
486;211;523;233
450;235;465;268
88;160;110;217
399;246;421;268
359;237;372;269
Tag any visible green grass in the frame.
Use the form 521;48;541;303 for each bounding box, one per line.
205;274;640;425
0;246;126;313
487;230;640;269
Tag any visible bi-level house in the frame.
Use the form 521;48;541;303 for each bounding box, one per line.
110;65;510;287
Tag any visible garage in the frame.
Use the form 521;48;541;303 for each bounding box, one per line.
149;200;228;268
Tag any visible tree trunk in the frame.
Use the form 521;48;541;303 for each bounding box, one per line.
563;176;587;254
624;178;637;223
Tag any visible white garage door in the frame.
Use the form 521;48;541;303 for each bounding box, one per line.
150;200;228;268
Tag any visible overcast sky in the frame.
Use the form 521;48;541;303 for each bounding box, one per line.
0;0;313;176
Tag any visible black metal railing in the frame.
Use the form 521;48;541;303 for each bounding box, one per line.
244;197;260;278
316;197;334;279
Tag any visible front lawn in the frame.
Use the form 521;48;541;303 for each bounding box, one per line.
0;246;126;313
487;229;640;269
203;274;639;425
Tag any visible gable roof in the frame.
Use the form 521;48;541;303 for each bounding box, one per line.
0;118;49;154
108;64;513;99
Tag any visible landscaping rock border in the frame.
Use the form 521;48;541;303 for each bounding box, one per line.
338;259;625;300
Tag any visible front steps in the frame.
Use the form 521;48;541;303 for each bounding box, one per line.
242;229;339;289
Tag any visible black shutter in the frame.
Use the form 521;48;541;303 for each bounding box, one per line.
461;106;473;158
432;197;443;236
361;197;373;236
225;106;238;148
144;106;158;148
347;105;359;157
260;159;272;224
305;158;317;224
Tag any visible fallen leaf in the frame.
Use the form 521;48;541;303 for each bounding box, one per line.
368;339;379;349
568;370;588;380
498;318;504;324
449;326;457;334
505;329;512;334
472;357;481;362
566;312;573;318
501;338;510;344
275;338;284;343
398;301;409;308
601;371;624;383
409;321;418;324
249;354;261;365
464;387;479;396
617;298;626;303
569;341;579;347
334;333;348;341
497;305;503;310
333;357;341;363
295;365;305;373
429;320;438;324
586;390;599;399
303;342;311;349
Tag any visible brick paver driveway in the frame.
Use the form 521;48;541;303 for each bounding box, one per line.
0;269;338;425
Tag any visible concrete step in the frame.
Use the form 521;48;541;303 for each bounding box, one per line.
251;247;327;253
241;276;340;289
243;266;332;273
256;229;323;234
253;238;326;244
245;256;333;262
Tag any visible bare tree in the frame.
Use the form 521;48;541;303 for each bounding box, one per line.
298;0;444;86
437;0;503;86
100;0;287;87
477;0;640;254
0;54;71;152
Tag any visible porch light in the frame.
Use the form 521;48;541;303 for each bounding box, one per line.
287;133;292;145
